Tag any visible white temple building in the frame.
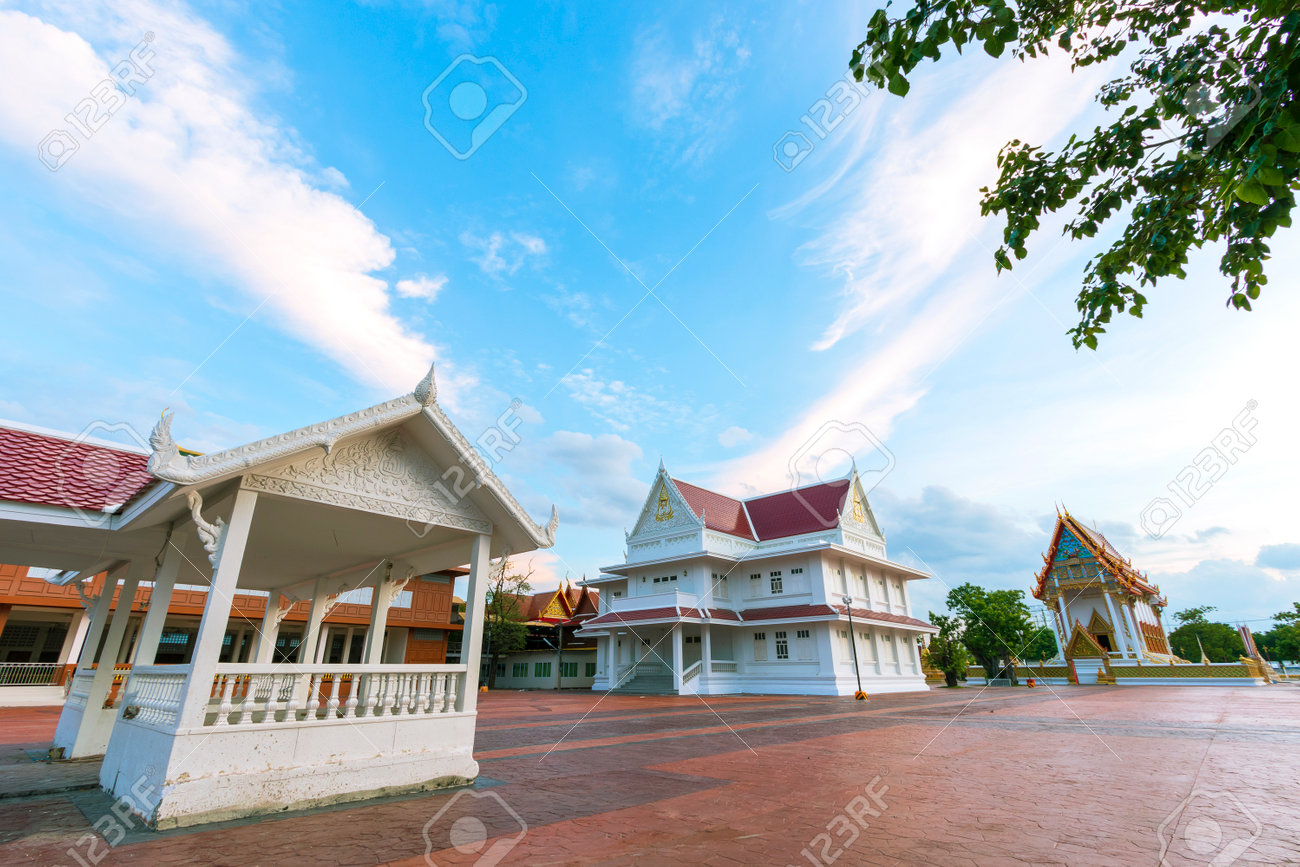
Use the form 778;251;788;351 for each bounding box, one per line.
0;365;557;827
576;464;937;696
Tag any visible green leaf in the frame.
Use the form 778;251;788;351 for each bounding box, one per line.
1234;181;1269;205
887;74;911;97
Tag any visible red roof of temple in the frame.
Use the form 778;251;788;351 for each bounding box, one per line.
0;425;154;514
672;479;756;540
667;477;853;542
744;480;851;540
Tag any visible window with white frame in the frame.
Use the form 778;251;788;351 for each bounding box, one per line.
652;574;678;584
770;571;783;594
511;662;527;678
774;631;789;660
713;572;729;597
753;631;768;661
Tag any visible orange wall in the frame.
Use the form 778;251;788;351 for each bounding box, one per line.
0;563;461;632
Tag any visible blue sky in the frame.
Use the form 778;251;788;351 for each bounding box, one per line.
1;0;1297;631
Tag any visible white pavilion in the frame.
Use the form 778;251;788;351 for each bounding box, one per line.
0;365;557;828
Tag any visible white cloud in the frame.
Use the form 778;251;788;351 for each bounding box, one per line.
460;230;547;277
0;3;461;402
560;368;688;433
718;425;752;448
715;54;1107;497
628;21;749;162
395;274;447;301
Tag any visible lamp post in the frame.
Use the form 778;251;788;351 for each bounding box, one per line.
842;595;865;700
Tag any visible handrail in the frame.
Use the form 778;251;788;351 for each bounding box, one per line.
681;660;703;683
213;663;467;675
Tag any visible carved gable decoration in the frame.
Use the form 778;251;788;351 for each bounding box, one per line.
241;429;490;533
1065;621;1107;659
541;593;568;621
1086;613;1118;642
628;473;701;540
840;477;884;541
1054;528;1088;561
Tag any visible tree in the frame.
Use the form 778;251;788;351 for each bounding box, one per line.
481;557;533;689
945;583;1051;684
1167;605;1246;661
1257;602;1300;663
925;612;973;687
851;0;1300;349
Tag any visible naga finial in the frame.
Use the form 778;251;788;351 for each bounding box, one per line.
545;505;559;545
147;410;181;475
414;362;437;406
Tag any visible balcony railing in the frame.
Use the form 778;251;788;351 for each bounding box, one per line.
608;589;699;614
0;662;62;686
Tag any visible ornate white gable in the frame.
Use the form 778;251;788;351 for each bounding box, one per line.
627;467;702;543
840;471;885;544
240;428;491;534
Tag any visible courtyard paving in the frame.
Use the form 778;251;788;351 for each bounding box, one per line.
1;684;1298;865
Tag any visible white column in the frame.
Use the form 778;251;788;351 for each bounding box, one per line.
59;610;88;666
77;571;118;669
131;546;182;665
671;623;683;692
254;590;286;664
302;576;331;666
72;565;143;757
457;533;492;713
84;567;141;700
363;576;395;665
701;623;712;680
863;570;875;608
1102;592;1130;657
1126;601;1146;656
178;488;258;727
870;630;884;675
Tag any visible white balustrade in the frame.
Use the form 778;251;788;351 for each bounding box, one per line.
710;660;738;673
681;660;703;683
119;666;187;729
206;664;466;728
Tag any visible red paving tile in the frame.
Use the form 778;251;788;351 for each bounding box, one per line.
1;687;1298;865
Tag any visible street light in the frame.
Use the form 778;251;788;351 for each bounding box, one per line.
842;595;866;701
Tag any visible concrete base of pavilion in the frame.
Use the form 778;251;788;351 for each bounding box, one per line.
100;712;479;829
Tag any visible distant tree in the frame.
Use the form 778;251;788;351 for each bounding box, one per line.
482;558;533;689
850;0;1300;349
1256;602;1300;663
925;612;972;687
946;583;1046;684
1167;605;1246;662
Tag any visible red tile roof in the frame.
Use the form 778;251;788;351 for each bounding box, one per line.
0;426;154;514
672;479;755;540
740;604;837;621
745;481;850;540
833;605;937;632
665;476;854;542
580;607;680;627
